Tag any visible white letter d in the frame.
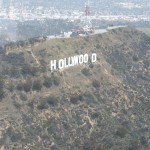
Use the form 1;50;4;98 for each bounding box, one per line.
91;53;97;63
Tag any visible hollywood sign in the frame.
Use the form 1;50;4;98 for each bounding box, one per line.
50;53;97;71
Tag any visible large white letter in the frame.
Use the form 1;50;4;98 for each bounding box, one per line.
71;56;79;66
79;55;84;64
50;60;57;71
84;54;89;63
91;53;97;63
64;58;69;68
58;59;64;69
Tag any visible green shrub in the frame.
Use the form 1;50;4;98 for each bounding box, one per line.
0;46;5;55
132;55;138;61
138;127;148;133
43;75;60;88
143;60;150;68
13;101;21;109
0;78;4;100
30;66;40;76
83;138;106;150
20;93;28;101
27;102;33;109
21;64;32;76
128;140;140;150
8;66;20;78
92;79;100;88
46;75;60;86
23;78;32;92
89;63;94;68
7;82;15;92
70;95;79;104
11;132;22;142
51;76;60;86
33;79;42;91
21;64;40;76
46;96;58;106
81;45;84;49
70;94;83;104
16;82;23;91
81;68;91;76
56;45;61;50
3;53;25;65
116;126;127;138
43;77;53;88
96;43;101;49
82;92;94;103
140;136;147;145
37;102;48;110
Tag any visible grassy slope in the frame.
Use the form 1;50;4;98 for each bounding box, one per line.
137;27;150;36
0;27;150;150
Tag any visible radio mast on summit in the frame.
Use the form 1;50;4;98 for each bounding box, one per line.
85;0;90;24
70;0;95;36
83;0;94;33
19;0;24;22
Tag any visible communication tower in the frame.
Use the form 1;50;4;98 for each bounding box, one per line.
82;0;94;33
19;0;24;22
85;0;90;25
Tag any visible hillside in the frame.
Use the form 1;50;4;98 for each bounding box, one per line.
137;28;150;37
0;27;150;150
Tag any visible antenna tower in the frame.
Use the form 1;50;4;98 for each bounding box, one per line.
82;0;94;33
85;0;90;24
19;0;24;22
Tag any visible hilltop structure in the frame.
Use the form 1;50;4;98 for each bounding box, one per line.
71;0;94;36
82;0;94;33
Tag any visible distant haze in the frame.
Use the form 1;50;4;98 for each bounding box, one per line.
0;0;150;15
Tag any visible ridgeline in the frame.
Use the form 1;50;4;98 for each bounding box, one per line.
0;27;150;150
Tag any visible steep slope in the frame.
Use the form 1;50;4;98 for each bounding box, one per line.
137;28;150;37
0;27;150;150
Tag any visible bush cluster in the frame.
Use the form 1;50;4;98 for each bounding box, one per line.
32;79;42;91
0;78;4;100
17;78;32;92
43;75;60;88
92;79;100;88
21;64;40;76
81;68;91;76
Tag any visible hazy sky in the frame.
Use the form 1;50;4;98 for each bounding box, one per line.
0;0;150;16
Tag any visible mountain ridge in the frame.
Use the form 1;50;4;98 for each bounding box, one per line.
0;26;150;150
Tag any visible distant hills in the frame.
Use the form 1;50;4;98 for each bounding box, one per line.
0;27;150;149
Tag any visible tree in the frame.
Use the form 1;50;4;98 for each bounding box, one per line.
23;78;32;93
33;79;42;91
0;78;5;100
43;77;53;88
92;79;100;88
